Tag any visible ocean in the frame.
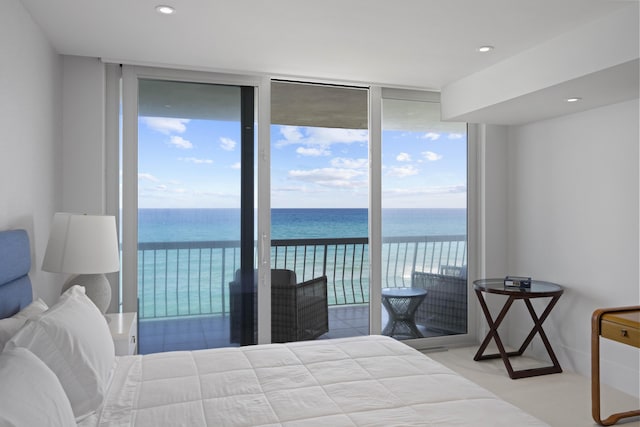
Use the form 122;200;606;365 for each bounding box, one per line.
137;208;467;318
138;208;467;242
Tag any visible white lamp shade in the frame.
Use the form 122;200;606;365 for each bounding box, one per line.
42;213;120;274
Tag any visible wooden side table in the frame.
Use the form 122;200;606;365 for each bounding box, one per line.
591;306;640;426
105;312;138;356
473;279;563;379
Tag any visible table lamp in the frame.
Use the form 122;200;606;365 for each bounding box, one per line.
42;213;120;313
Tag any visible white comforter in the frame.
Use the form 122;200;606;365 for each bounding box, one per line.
86;335;548;426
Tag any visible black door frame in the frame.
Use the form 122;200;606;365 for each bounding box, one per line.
239;86;256;346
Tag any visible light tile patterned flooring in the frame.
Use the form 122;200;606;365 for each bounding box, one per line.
138;304;371;354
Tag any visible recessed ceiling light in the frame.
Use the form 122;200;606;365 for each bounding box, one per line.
566;97;582;103
477;46;494;53
155;5;175;15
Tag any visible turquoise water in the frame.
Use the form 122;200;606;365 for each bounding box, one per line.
139;208;466;242
137;208;467;318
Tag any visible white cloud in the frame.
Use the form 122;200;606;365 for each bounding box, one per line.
396;152;411;162
387;165;419;177
289;168;362;181
169;135;193;149
149;185;187;194
272;185;319;194
220;137;236;151
422;151;443;161
288;167;366;188
179;157;213;164
330;157;368;169
297;147;331;156
276;126;368;148
138;173;159;182
280;126;303;142
421;132;441;141
284;158;368;190
384;184;466;196
307;128;368;144
447;185;466;193
141;117;189;134
230;162;241;169
192;189;232;197
448;133;464;139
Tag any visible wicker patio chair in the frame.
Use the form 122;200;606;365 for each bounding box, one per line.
412;271;467;334
271;269;329;343
229;269;329;344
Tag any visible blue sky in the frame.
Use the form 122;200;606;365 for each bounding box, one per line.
137;117;466;209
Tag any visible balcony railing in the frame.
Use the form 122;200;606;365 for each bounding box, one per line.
138;235;466;319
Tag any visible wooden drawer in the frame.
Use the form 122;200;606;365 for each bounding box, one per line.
592;306;640;425
601;313;640;348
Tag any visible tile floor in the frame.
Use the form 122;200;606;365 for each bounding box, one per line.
428;346;640;427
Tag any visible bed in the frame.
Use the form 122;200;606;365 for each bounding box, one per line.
0;229;550;427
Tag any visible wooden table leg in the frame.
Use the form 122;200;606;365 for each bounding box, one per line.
474;291;520;378
474;291;563;379
591;308;640;426
592;313;604;425
516;297;563;376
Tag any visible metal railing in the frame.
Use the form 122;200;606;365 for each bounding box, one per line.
138;235;466;319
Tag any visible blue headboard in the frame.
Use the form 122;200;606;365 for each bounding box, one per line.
0;230;33;319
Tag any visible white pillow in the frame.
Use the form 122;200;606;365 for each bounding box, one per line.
6;286;115;420
0;347;76;427
0;298;48;350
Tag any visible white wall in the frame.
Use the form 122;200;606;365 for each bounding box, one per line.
0;0;62;305
62;56;107;214
476;124;509;279
505;99;640;397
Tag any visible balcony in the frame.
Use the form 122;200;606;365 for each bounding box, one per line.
137;234;467;353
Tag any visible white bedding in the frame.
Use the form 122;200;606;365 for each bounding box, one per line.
84;335;549;427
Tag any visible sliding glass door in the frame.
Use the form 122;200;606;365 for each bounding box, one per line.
380;90;468;343
270;81;369;342
118;70;471;351
122;69;258;353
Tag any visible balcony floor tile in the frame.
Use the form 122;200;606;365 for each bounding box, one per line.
136;303;464;354
138;304;369;354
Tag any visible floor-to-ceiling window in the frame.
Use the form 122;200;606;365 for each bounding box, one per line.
380;89;468;344
270;81;370;341
115;70;470;351
120;67;260;353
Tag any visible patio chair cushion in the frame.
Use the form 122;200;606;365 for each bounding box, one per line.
271;269;297;286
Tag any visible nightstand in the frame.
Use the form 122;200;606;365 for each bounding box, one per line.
105;312;137;356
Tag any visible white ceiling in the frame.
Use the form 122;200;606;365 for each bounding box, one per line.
18;0;635;91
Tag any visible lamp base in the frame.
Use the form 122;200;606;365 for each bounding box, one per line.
62;273;112;314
